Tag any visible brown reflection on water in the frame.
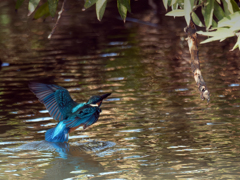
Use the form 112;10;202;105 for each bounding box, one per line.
1;0;240;179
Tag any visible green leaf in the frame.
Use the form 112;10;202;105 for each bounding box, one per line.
198;27;235;44
28;0;40;16
117;0;130;22
165;9;184;17
118;0;131;13
48;0;58;17
96;0;107;21
212;19;217;28
230;0;239;12
231;35;240;51
191;12;203;27
184;0;194;26
125;0;131;12
213;0;225;21
170;0;177;6
34;2;50;19
218;11;240;28
178;1;184;9
84;0;97;9
200;36;224;44
163;0;169;10
15;0;25;9
220;36;228;42
222;0;233;15
229;22;240;31
172;2;178;11
167;0;172;6
197;28;230;36
202;0;214;29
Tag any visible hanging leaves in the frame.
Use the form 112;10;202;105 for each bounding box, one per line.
171;0;177;6
28;0;40;16
117;0;131;22
84;0;108;21
171;2;178;11
48;0;59;17
213;0;225;21
84;0;97;9
197;11;240;44
163;0;169;10
231;35;240;51
166;9;184;17
33;2;50;19
222;0;234;15
212;19;217;28
198;27;235;44
230;0;240;12
201;0;214;29
184;0;194;26
14;0;240;50
191;12;203;27
218;11;240;30
96;0;107;21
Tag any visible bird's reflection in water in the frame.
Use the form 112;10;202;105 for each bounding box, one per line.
15;140;116;179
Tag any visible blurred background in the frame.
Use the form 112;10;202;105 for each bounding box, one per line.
1;0;240;179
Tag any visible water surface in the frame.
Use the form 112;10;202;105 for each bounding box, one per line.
1;0;240;179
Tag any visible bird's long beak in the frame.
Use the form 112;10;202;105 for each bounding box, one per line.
100;93;111;100
96;93;111;106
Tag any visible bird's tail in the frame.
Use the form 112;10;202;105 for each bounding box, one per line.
45;122;69;142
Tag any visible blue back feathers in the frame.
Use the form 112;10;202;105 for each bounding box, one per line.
65;105;101;129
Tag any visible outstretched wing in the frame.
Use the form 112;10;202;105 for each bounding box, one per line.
29;82;77;121
64;105;101;130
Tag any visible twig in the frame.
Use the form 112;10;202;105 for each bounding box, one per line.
184;20;210;102
191;1;205;13
48;0;67;39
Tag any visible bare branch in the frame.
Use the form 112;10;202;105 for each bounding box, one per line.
48;0;67;39
184;21;210;102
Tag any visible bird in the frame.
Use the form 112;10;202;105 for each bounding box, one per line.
28;82;111;143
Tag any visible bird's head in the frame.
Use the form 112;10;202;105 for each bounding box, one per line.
86;93;111;107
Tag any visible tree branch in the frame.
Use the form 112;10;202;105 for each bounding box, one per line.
48;0;67;39
184;20;210;102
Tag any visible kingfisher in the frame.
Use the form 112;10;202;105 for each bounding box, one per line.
28;82;111;143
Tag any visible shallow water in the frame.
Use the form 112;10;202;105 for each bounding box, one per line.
1;0;240;179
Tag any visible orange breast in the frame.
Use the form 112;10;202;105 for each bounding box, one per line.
97;101;102;106
69;125;82;133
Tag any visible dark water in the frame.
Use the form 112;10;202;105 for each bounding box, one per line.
1;0;240;179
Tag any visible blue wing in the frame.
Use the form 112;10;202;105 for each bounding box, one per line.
64;105;101;129
29;82;77;121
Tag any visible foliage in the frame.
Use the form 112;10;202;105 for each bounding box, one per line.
15;0;131;21
15;0;240;50
16;0;54;18
84;0;131;21
165;0;240;50
28;0;40;16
